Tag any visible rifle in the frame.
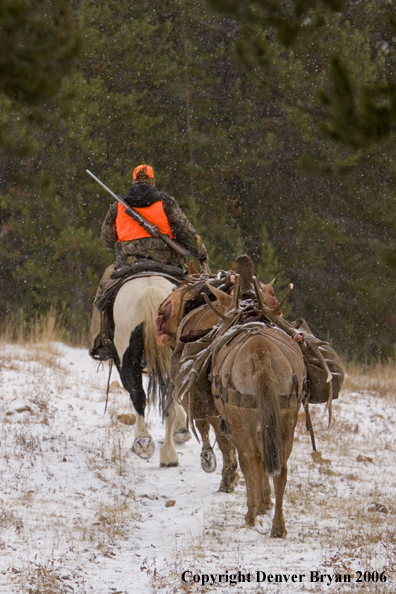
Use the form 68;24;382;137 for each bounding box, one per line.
86;169;191;258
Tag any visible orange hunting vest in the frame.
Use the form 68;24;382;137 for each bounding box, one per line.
116;201;174;242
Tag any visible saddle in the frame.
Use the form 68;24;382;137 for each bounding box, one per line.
112;260;187;279
94;261;184;313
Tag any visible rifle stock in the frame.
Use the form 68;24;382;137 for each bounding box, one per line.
86;169;190;258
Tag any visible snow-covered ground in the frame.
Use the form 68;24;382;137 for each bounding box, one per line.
0;341;395;594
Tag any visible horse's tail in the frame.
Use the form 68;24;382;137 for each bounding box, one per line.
255;350;283;476
142;285;172;406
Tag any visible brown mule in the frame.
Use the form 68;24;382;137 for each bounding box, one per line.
169;306;240;492
211;323;306;536
202;278;305;537
169;278;304;535
158;259;343;537
156;269;238;491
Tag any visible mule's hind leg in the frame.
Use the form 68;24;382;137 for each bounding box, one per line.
255;474;273;515
119;323;155;460
160;401;183;467
225;408;259;525
270;409;298;537
195;419;217;473
173;402;191;444
210;418;239;493
271;466;288;537
224;406;267;525
237;448;261;526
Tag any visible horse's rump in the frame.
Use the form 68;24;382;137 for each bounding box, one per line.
113;275;176;405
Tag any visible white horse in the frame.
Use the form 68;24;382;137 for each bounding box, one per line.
111;275;186;465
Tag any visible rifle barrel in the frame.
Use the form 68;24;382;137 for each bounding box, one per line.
86;169;191;257
86;169;120;203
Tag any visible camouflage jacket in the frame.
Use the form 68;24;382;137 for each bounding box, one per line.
101;183;208;268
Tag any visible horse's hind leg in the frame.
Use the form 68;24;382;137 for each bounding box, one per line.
119;323;155;460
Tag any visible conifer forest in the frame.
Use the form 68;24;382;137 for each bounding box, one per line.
1;0;396;359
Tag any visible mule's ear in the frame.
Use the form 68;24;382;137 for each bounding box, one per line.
261;278;275;292
188;260;199;275
205;283;233;311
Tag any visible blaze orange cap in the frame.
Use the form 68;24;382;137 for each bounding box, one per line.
132;164;154;180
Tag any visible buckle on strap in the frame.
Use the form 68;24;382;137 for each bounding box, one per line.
225;388;299;410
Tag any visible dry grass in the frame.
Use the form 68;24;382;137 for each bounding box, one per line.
10;558;68;594
1;307;64;345
344;360;396;400
0;308;68;374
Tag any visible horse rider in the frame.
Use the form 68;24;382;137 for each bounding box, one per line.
89;163;208;361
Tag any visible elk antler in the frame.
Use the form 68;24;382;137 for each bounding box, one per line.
277;283;294;312
202;293;228;321
252;276;296;336
202;291;244;334
231;273;241;310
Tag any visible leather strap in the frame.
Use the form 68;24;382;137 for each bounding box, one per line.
219;388;299;410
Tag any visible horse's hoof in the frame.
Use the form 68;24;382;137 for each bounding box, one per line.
132;437;155;460
201;449;217;473
270;524;287;538
160;461;179;468
173;428;191;444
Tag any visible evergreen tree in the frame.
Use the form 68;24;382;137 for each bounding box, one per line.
1;0;395;357
0;0;79;103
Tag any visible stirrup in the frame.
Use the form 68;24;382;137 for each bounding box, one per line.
89;344;115;362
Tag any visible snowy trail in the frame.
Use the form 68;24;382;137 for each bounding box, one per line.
0;342;395;593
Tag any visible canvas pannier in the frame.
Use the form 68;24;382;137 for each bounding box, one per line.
291;320;345;404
